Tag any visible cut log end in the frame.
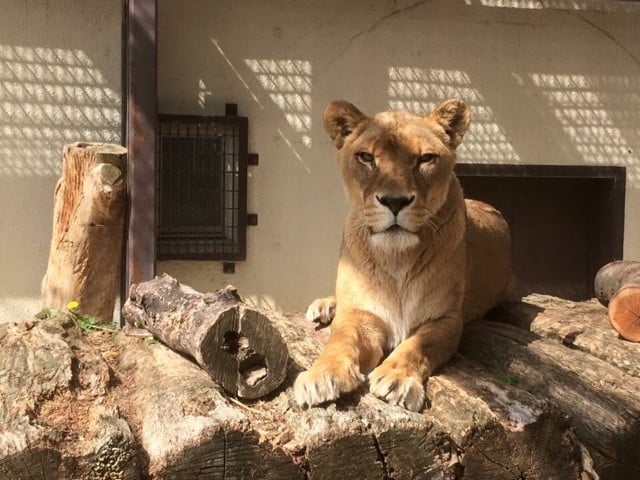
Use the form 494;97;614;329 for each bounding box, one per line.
64;142;128;156
609;286;640;342
200;307;289;399
594;260;640;306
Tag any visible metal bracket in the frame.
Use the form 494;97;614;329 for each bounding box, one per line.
225;103;238;116
223;262;236;274
248;153;259;166
247;214;258;226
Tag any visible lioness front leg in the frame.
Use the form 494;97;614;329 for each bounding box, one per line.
294;310;387;407
369;315;463;412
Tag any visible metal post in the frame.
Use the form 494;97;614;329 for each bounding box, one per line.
122;0;157;309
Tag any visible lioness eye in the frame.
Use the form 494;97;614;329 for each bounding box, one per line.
356;151;375;165
418;153;437;165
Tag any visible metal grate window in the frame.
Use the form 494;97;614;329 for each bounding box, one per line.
156;109;248;260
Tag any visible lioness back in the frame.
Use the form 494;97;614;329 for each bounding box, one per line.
463;198;514;322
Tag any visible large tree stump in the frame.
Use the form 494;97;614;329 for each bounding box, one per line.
41;142;127;323
122;275;291;399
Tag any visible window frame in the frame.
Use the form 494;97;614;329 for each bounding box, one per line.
156;113;249;261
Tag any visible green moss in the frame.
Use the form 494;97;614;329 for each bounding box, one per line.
493;372;520;386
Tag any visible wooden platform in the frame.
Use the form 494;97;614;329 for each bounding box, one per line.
1;293;638;480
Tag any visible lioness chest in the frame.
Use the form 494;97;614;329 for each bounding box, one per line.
336;255;464;350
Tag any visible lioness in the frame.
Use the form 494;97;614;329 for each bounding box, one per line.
294;99;514;411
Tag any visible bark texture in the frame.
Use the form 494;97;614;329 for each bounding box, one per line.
594;260;640;306
122;275;289;399
2;284;639;479
41;142;127;323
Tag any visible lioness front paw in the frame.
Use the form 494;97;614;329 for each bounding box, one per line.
368;363;425;412
294;361;364;407
305;296;336;325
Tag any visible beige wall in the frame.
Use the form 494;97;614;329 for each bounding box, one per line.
156;0;640;311
0;0;122;321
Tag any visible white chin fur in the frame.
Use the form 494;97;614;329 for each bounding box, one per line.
370;230;420;251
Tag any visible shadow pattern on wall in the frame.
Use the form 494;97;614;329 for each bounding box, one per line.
388;66;521;163
0;45;121;176
529;72;640;187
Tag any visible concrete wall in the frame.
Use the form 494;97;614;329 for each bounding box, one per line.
157;0;640;312
0;0;122;321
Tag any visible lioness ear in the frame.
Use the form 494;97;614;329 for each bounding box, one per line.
429;99;471;149
323;101;367;149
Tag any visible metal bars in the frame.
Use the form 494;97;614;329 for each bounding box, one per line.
156;111;248;260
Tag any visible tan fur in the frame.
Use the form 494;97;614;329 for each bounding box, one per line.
294;99;514;411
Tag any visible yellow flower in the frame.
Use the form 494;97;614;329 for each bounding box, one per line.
67;300;79;310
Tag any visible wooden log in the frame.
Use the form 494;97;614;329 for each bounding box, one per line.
0;316;140;480
41;142;127;323
114;308;588;480
594;260;640;306
113;332;302;479
608;287;640;342
594;261;640;341
459;317;640;479
2;288;618;479
122;274;289;399
490;294;640;377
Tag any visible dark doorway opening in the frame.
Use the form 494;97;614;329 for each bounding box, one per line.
456;164;626;301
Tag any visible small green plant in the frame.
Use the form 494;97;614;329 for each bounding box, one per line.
66;301;116;334
35;307;59;320
493;371;520;386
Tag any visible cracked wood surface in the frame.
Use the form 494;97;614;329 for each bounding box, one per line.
2;286;639;479
40;142;127;323
0;316;139;480
464;295;640;479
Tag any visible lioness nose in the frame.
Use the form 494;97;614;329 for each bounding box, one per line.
376;195;415;216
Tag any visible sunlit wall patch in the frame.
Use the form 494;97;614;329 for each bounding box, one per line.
388;67;520;164
244;58;312;148
472;0;639;12
0;45;121;176
530;72;640;187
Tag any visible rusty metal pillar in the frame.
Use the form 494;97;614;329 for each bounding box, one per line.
123;0;157;303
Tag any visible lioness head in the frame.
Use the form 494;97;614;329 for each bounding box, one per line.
323;99;470;250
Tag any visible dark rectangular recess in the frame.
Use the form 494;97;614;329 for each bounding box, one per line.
156;113;249;261
455;164;626;301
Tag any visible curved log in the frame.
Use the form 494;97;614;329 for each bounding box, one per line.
460;315;640;479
